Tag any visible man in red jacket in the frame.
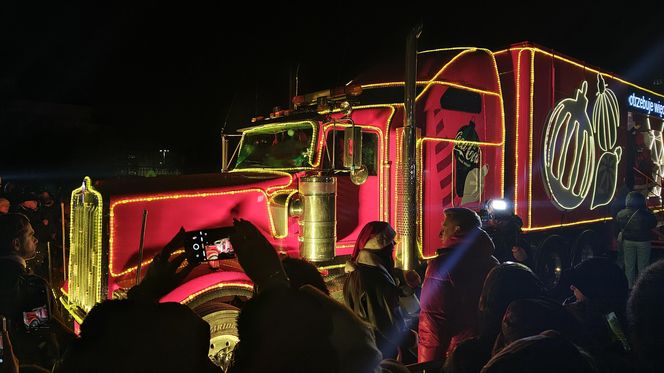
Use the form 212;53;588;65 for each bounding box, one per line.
418;207;499;363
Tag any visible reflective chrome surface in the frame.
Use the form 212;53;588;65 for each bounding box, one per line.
298;176;336;262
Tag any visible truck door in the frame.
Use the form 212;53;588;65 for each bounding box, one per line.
322;126;383;252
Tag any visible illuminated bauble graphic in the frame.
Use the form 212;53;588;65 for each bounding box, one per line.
590;74;621;209
544;81;596;210
591;148;622;209
592;74;620;151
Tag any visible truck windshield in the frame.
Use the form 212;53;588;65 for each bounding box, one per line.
235;122;316;169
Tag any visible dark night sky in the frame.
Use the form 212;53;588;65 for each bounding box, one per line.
1;2;663;181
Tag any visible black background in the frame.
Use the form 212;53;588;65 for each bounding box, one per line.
1;2;663;180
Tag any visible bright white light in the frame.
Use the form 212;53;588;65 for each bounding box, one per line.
490;199;508;211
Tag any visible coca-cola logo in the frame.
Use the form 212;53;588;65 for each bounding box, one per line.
454;121;480;168
454;134;480;166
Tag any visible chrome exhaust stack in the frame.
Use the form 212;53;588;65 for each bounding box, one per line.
397;23;422;271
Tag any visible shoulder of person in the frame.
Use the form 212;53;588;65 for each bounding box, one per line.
615;209;630;218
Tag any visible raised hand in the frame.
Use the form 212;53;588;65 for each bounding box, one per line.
230;219;288;292
128;228;195;303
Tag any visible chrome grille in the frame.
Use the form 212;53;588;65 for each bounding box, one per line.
68;177;104;313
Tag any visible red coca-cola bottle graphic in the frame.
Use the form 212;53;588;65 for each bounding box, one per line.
453;120;480;197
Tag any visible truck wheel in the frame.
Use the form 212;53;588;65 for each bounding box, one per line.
571;229;601;266
192;300;241;371
535;235;569;290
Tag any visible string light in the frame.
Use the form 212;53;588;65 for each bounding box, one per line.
68;176;103;311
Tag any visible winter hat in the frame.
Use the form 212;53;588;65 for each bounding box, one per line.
570;257;628;302
14;191;39;204
362;223;396;250
625;191;646;209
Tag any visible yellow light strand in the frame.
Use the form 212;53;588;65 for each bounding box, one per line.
268;189;298;239
419;136;503;147
394;129;403;231
317;264;347;271
321;122;386;222
111;250;185;277
322;105;395;221
542;81;595;211
514;49;523;215
361;81;501;98
510;47;664;99
109;188;276;277
523;217;613;232
233;120;319;171
68;176;104;309
228;169;294;195
379;48;506;255
416;50;478;101
417;137;423;251
180;283;254;305
418;47;480;54
528;51;534;228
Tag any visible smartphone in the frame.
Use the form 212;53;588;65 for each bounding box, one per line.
0;315;6;365
184;226;236;262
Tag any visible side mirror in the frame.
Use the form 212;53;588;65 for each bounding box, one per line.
350;165;368;185
343;127;363;169
344;127;367;185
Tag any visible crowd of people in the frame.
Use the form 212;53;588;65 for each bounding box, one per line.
2;182;664;373
0;181;63;280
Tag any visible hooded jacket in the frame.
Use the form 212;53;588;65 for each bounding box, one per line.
343;250;406;359
616;192;657;242
418;227;499;362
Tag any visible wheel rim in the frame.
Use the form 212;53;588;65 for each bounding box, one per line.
187;289;251;372
577;243;595;263
538;250;563;289
203;309;240;370
571;230;601;266
536;235;568;289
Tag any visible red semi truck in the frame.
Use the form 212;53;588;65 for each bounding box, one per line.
60;41;664;366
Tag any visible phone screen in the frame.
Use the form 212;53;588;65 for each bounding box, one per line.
23;305;49;329
184;226;235;262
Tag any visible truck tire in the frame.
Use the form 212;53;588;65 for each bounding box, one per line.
535;234;569;290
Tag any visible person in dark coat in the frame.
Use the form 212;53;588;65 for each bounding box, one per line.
564;257;633;373
229;219;386;373
418;208;499;362
54;299;221;373
0;213;62;369
628;260;664;373
343;221;406;360
616;191;657;288
493;297;582;355
282;256;329;295
11;193;49;278
444;262;546;373
481;330;597;373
